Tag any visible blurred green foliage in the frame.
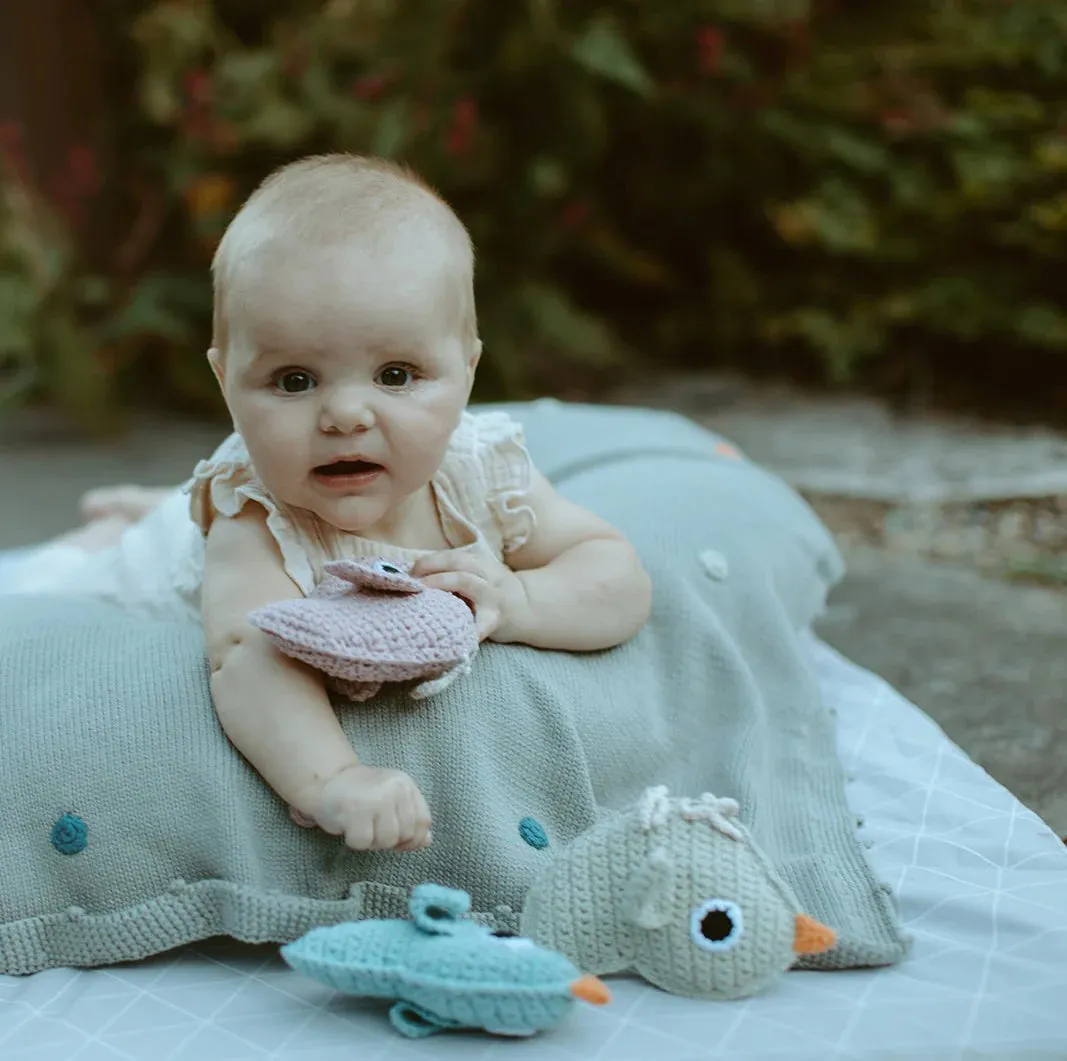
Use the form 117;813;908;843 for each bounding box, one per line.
2;0;1067;428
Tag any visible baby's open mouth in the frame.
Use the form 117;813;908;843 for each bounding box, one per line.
314;460;383;477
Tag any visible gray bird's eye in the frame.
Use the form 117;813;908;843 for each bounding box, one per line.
689;898;743;952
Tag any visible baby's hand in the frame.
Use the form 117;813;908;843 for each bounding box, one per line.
411;548;529;642
306;765;433;852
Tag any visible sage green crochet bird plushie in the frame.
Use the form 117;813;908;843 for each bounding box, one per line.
520;786;837;1000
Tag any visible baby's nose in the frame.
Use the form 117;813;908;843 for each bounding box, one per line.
319;387;375;434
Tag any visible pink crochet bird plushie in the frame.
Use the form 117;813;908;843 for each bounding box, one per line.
247;557;479;704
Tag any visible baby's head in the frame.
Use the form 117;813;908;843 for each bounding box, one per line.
209;154;481;535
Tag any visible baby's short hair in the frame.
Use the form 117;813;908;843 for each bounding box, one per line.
212;154;477;355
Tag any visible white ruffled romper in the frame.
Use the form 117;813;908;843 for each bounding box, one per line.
3;411;536;621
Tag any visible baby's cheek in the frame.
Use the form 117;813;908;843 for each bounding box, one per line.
261;448;309;497
396;405;463;479
396;447;451;499
241;417;312;494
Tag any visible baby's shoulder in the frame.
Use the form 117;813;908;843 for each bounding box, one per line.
185;431;273;536
192;431;253;476
445;409;529;472
439;410;536;555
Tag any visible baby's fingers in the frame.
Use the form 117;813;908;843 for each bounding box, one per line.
419;570;485;609
341;814;376;851
392;787;419;852
411;550;472;576
410;788;433;850
473;604;500;641
371;805;402;851
391;784;433;852
414;549;499;581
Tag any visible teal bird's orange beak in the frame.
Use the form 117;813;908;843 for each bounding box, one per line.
570;974;612;1005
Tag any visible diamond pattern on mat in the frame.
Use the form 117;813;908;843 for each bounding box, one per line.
2;638;1067;1061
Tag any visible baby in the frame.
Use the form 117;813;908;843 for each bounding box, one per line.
14;155;652;853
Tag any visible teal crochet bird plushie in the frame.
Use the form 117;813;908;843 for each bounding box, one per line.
281;883;611;1038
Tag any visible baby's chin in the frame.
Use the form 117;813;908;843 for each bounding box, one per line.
301;494;395;538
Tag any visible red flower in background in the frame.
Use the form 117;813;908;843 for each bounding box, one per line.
179;68;216;146
781;18;812;67
560;200;590;231
0;120;29;182
183;69;213;107
696;25;725;75
880;109;915;136
49;144;100;229
352;73;390;101
0;122;20;152
0;123;99;225
445;96;478;157
67;145;100;199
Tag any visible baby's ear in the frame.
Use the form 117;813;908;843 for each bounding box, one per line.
207;347;225;386
467;340;482;380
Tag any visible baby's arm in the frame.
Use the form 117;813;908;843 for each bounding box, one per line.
202;508;431;850
414;469;651;652
499;469;652;650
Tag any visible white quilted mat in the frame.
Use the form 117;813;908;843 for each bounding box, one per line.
2;637;1066;1061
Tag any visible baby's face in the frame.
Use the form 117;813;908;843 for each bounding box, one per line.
215;243;477;537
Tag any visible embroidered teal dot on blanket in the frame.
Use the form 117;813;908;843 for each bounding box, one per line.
0;400;909;975
50;814;88;856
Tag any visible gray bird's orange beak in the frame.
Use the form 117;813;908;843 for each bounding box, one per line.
793;914;836;955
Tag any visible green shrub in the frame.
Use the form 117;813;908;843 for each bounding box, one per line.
2;0;1066;428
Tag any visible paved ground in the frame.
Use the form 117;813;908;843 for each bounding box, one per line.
815;548;1067;834
0;410;226;549
3;394;1065;833
612;371;1067;502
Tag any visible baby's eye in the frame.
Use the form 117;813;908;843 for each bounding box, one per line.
376;364;415;389
273;369;316;394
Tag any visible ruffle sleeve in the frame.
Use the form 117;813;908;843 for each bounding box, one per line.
182;433;317;594
466;411;537;555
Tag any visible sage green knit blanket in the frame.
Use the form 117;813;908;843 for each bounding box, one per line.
0;401;908;975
